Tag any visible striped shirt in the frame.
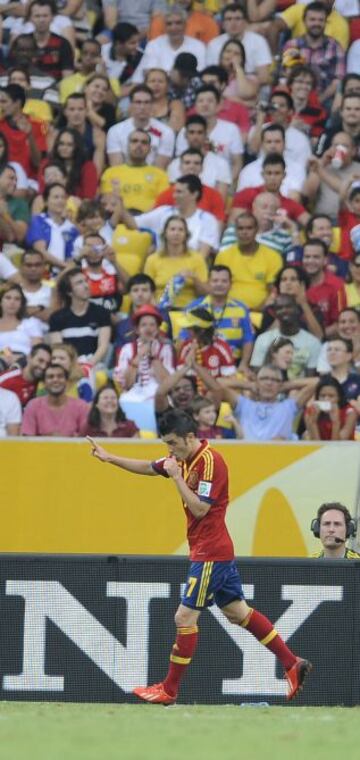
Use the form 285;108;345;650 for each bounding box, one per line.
179;295;254;361
221;224;293;257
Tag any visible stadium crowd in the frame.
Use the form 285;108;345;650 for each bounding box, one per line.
0;0;359;441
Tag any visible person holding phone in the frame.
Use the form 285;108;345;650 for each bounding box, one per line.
304;376;357;440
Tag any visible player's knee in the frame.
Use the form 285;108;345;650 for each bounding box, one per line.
174;607;195;628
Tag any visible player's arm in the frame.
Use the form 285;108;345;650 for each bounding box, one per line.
164;458;210;519
87;437;156;475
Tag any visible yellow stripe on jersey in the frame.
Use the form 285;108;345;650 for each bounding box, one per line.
196;561;213;607
170;655;192;665
177;626;199;635
260;629;278;647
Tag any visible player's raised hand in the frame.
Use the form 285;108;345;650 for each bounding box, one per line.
163;457;181;480
87;436;110;463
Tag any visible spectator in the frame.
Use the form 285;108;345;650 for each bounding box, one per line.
0;284;43;369
189;396;233;439
100;23;142;96
177;307;236;385
305;132;359;223
0;132;29;196
167;115;232;198
302;239;346;335
345;254;360;310
143;215;208;308
155;148;225;223
0;164;29;246
58;93;106;176
286;65;327;141
21;362;89;436
132;6;206;81
323;336;360;401
74;232;127;319
102;1;166;42
264;337;295;381
0;387;22;437
20;0;74;80
338;185;360;263
25;183;79;271
206;2;272;86
176;84;244;184
0;83;45;177
223;191;303;256
7;66;53;123
216;39;258;104
0;342;51;406
114;273;162;350
83;74;117;133
248;90;312;171
275;0;349;52
149;0;220;44
51;342;94;402
234;125;306;202
181;264;254;371
59;39;113;104
221;363;318;441
251;294;322;377
302;213;347;279
145;67;185;133
154;343;222;417
260;265;324;341
319;94;360;162
101;129;169;213
106;84;175;170
121;174;220;259
316;308;360;374
18;250;53;325
304;376;357;441
41;127;98;199
215;212;283;310
84;383;139;438
281;2;346;110
167;53;203;112
49;267;112;367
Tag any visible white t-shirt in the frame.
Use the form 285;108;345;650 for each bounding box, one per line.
248;125;312;169
167;151;232;187
0;253;17;280
206;30;272;73
176;118;243;165
0;317;43;355
8;13;73;37
23;284;52;309
106;117;175;164
347;40;360;74
101;42;128;80
236;156;306;195
132;35;206;82
134;205;220;251
251;328;322;374
0;387;22;436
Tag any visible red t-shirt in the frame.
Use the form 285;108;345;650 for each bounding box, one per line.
0;367;36;407
0;117;47;176
232;185;306;222
177;338;235;381
338;208;360;261
306;405;355;440
152;440;234;561
306;272;346;328
154;185;226;222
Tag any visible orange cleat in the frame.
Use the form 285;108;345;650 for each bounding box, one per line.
132;682;176;705
285;657;312;700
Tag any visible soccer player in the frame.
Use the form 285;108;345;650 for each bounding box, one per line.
87;410;312;704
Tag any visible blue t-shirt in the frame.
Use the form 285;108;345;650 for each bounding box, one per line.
234;396;299;441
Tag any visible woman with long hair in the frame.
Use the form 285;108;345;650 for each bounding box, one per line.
264;337;295;381
145;68;185;133
143;216;208;309
0;283;43;369
304;376;357;441
83;74;117;132
84;383;139;438
219;39;259;103
287;65;327;141
261;265;324;340
41;128;98;199
26;182;79;270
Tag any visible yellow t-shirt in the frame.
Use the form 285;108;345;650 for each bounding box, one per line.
281;5;349;51
112;224;153;276
215;244;282;309
144;250;208;308
100;165;169;212
24;99;53;122
345;283;360;309
59;72;121;104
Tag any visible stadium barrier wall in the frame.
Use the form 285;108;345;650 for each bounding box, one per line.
1;439;360;557
1;555;359;707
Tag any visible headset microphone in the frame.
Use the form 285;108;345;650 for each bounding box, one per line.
334;537;346;544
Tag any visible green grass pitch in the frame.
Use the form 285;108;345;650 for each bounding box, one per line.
0;703;359;760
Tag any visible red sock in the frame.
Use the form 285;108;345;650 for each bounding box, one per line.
241;608;296;671
163;625;199;698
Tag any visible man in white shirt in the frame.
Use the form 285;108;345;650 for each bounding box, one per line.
106;84;175;169
206;2;272;85
0;387;22;436
176;85;244;184
167;114;231;197
237;124;306;199
120;174;220;258
248;90;312;171
132;6;206;82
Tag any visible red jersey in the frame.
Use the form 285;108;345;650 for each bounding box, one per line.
154;185;226;222
307;272;346;328
0;117;47;176
338;208;360;260
232;185;306;222
177;338;235;382
0;367;36;406
152;440;234;561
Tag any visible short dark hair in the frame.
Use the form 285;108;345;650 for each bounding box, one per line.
43;182;66;204
287;64;317;88
327;336;353;354
8;66;31;84
349;187;360;202
314;375;347;408
304;1;328;17
271;90;294;110
262;152;286;171
3;83;26;108
304;238;328;257
44;362;69;380
130;85;153;102
222;3;248;21
158;409;197;438
261;123;286;141
339;307;360;322
77;199;105;223
185;114;207;130
316;501;353;526
210;264;232;280
126;273;156;293
30;342;52;358
195;84;221;104
181;148;203;162
65;92;86;106
57;266;83;307
21;249;45;265
275;265;310;291
341;73;360;94
112;22;138;43
201;65;229;86
306;213;333;236
29;0;57;15
176;174;203;201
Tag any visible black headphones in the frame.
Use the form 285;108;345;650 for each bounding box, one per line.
310;507;357;539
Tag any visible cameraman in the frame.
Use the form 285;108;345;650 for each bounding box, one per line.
311;502;360;558
248;91;312;170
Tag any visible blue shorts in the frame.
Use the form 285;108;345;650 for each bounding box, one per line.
181;560;244;610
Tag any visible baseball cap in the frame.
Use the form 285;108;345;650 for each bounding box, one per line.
173;53;198;77
132;304;163;325
178;308;214;329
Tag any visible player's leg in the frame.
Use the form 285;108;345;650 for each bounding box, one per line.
215;563;312;700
